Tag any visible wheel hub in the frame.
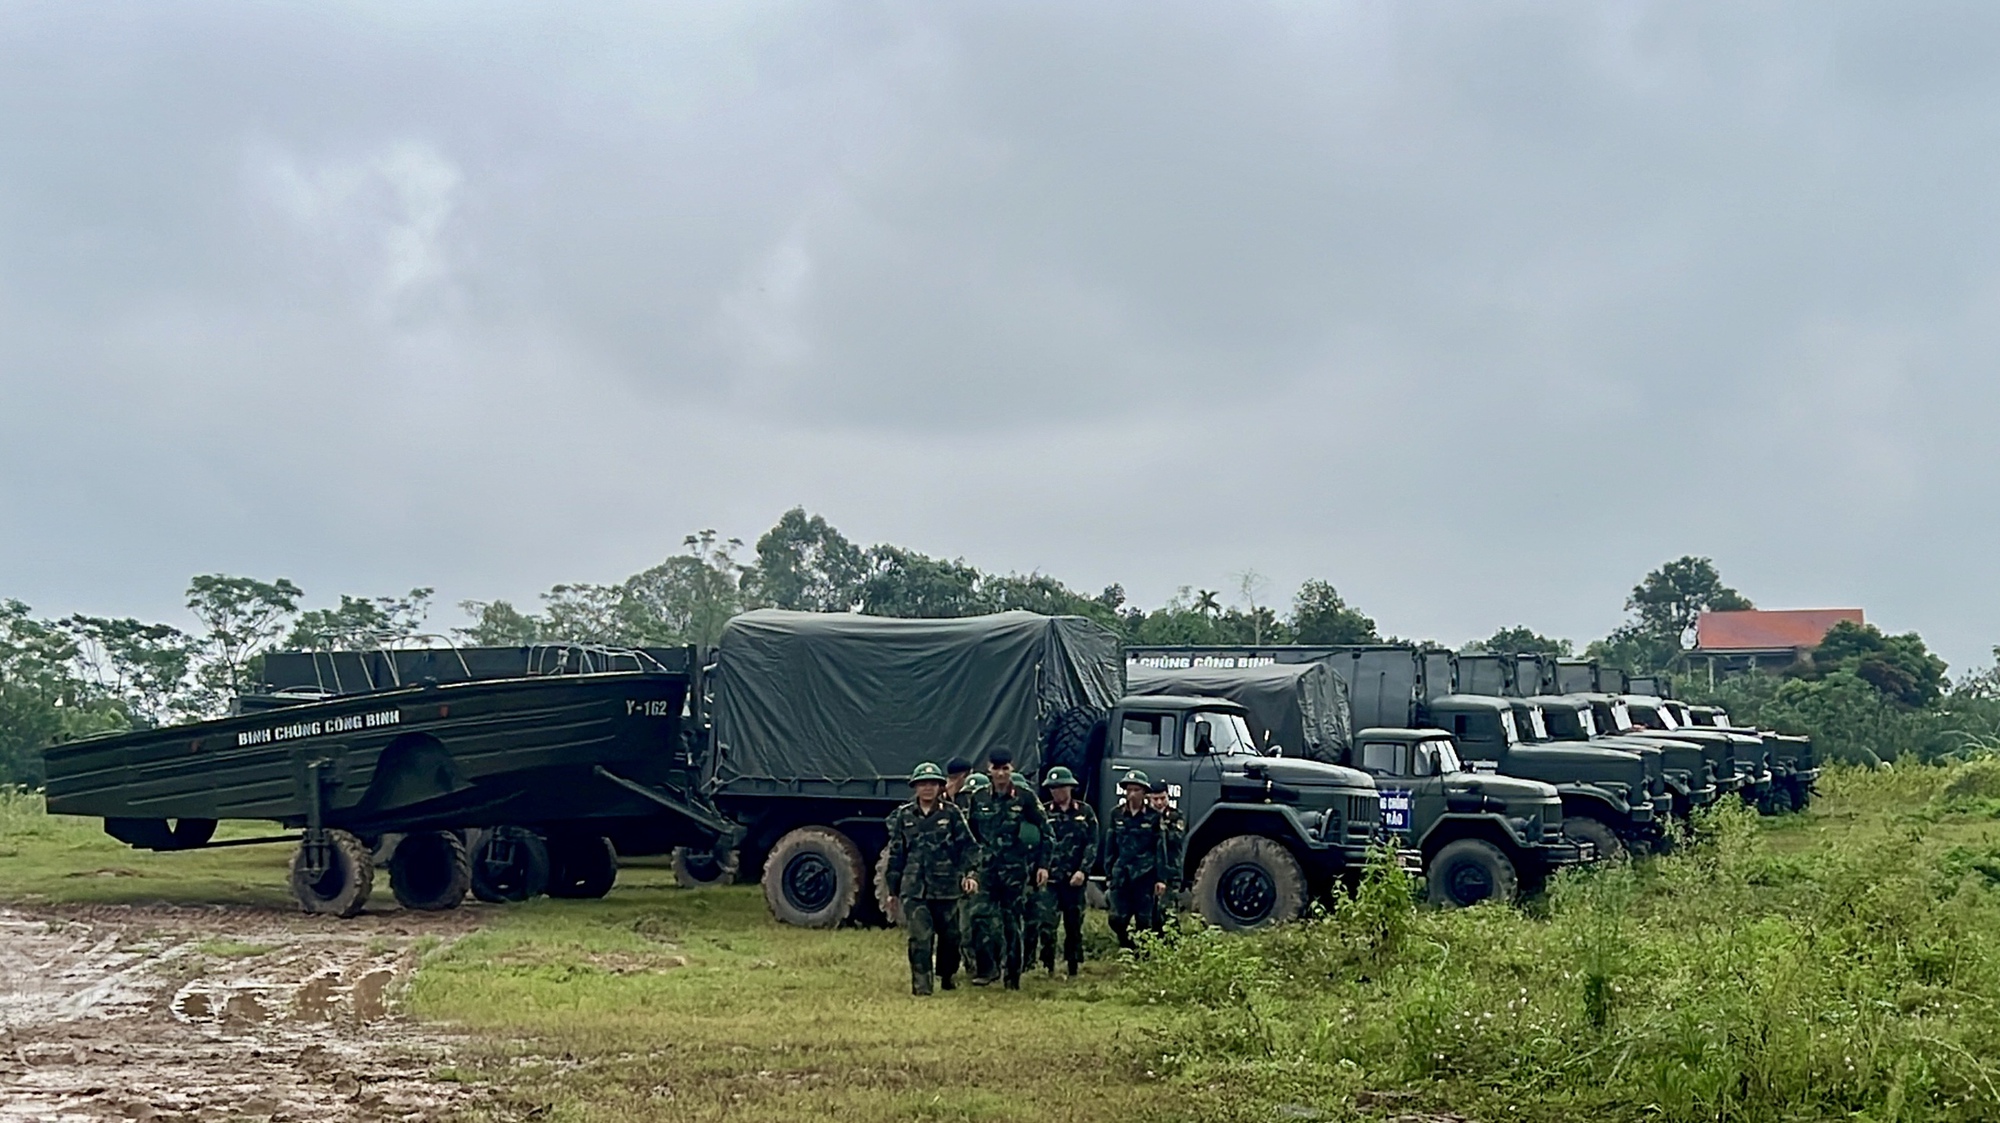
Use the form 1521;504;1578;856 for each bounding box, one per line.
1219;862;1276;924
784;853;837;912
1448;861;1494;904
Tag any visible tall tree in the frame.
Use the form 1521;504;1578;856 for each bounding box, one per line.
617;531;746;645
1289;579;1379;645
1806;620;1948;708
185;575;303;706
858;546;986;618
745;508;868;612
59;615;199;727
1625;556;1752;646
454;600;544;646
285;588;434;650
0;602;125;785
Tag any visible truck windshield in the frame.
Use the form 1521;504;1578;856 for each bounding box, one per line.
1186;711;1259;757
1713;710;1731;728
1577;707;1598;738
1499;708;1521;745
1654;705;1680;730
1417;739;1463;775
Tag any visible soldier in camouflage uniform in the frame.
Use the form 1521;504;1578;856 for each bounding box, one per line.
1040;765;1098;976
883;761;981;996
943;757;973;804
957;771;996;980
1148;778;1188;937
1104;770;1169;951
965;748;1050;989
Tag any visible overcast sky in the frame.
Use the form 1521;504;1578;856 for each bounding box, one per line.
5;1;1999;670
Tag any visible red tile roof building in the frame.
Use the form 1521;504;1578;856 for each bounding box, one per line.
1695;609;1865;653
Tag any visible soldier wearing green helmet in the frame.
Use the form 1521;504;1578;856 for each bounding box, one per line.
882;761;981;996
958;771;996;979
1040;765;1098;976
1104;769;1169;951
964;747;1050;989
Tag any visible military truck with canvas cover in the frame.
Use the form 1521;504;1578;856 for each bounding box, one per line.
1124;646;1590;905
42;647;720;917
1125;660;1352;763
694;610;1124;928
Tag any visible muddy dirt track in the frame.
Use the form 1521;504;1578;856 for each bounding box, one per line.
0;903;496;1122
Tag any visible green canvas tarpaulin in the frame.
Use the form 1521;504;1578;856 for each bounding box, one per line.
1125;659;1352;764
709;610;1124;792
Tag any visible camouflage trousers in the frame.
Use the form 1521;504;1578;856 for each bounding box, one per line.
904;897;961;994
1107;878;1158;951
1018;882;1058;973
975;874;1036;983
959;892;995;979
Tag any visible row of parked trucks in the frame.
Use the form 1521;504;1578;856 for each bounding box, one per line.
41;612;1816;931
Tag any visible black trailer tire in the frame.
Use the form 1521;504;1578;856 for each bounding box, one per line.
389;830;471;911
1191;836;1308;932
671;846;742;889
469;827;551;903
1426;839;1519;908
547;835;619;899
873;846;903;928
762;826;866;929
290;829;374;918
1564;816;1626;863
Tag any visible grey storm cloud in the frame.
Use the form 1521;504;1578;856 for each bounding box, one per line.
5;1;2000;670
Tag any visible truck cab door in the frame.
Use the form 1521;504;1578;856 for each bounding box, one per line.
1176;714;1225;825
1356;738;1420;843
1102;709;1179;819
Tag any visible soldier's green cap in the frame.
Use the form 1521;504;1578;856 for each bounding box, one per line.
909;761;947;784
965;773;993;792
1119;769;1152;790
1043;765;1079;788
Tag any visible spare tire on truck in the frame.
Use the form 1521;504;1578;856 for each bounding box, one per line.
547;834;619;899
763;826;866;929
671;846;742;888
389;829;471;911
469;827;551;903
290;829;374;917
1191;835;1308;932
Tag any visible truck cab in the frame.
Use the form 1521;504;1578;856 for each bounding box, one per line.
1625;695;1769;807
1684;705;1820;812
1559;692;1723;815
1100;695;1380;930
1426;694;1663;858
1347;726;1586;907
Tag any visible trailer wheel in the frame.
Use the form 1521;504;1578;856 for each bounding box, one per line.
389;830;471;911
1191;836;1308;932
469;827;551;903
1563;816;1626;863
1426;839;1518;908
289;829;374;918
762;826;865;929
671;846;742;888
547;834;618;899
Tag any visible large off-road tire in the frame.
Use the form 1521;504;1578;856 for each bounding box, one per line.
671;846;742;888
290;829;374;918
1426;839;1519;908
1563;816;1626;863
1043;708;1101;777
873;847;904;928
762;826;866;929
1788;782;1813;812
469;827;551;903
1191;836;1308;932
547;834;619;899
389;830;471;911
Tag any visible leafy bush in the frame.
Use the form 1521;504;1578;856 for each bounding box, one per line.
1119;768;2000;1122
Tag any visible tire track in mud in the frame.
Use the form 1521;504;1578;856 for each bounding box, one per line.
0;905;496;1122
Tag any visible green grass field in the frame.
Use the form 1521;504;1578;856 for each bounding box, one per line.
7;765;2000;1123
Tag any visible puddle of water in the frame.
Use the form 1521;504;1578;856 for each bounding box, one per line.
292;969;341;1022
352;968;396;1021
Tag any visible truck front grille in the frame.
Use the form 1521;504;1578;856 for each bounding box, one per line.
1347;794;1378;842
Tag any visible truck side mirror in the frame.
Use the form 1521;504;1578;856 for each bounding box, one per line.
1192;719;1215;754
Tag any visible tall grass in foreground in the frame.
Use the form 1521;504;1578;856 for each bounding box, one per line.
1119;764;2000;1123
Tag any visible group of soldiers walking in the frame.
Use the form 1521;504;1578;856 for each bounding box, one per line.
881;749;1188;996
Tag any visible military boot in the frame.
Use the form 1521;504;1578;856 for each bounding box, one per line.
912;969;933;997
